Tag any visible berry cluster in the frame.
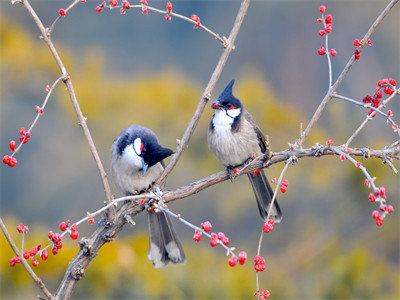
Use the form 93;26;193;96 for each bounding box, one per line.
362;78;397;118
352;38;373;61
270;178;289;194
2;127;31;167
16;223;29;234
254;255;266;272
368;187;394;226
316;5;336;57
190;15;201;29
263;219;274;233
255;289;270;300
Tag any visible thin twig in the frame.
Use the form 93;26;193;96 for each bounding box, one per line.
321;12;333;88
21;0;114;216
155;0;251;187
10;76;64;158
345;87;400;146
158;206;238;259
296;0;399;147
333;94;399;137
46;0;81;36
0;218;54;300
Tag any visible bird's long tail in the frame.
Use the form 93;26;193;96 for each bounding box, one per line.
247;170;282;222
147;210;186;268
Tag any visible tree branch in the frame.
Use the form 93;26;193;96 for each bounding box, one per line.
21;0;115;216
296;0;399;147
0;218;54;300
154;0;251;187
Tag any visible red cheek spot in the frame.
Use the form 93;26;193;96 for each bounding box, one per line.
229;105;237;110
140;143;144;152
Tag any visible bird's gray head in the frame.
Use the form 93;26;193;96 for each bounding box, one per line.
211;79;242;119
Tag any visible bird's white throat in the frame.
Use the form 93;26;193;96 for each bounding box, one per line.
123;144;142;169
212;108;241;128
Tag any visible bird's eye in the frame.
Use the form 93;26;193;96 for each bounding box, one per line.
229;105;237;110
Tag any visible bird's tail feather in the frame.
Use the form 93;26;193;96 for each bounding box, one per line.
147;210;186;268
247;170;282;222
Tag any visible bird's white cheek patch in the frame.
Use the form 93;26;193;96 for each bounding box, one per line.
227;108;241;119
123;144;142;168
133;138;142;155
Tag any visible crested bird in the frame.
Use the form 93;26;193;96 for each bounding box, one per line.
111;125;186;268
207;80;282;222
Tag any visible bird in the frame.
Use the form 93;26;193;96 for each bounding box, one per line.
111;125;186;268
207;80;282;222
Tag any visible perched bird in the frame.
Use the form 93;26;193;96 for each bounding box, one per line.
207;80;282;222
111;125;186;268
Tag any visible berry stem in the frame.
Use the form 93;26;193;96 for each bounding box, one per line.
0;218;53;299
10;75;64;159
333;94;400;138
345;87;400;147
157;205;238;259
321;13;333;88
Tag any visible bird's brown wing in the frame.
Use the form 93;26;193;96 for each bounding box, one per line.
243;110;269;156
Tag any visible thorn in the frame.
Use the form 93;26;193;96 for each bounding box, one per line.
177;214;181;219
176;139;181;145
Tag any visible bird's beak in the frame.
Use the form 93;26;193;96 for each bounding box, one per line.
142;160;149;176
211;101;224;109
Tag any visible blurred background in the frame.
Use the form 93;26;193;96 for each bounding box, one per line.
1;0;399;298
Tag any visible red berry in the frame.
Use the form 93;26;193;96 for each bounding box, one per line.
255;264;265;272
16;225;23;233
233;169;239;176
228;256;237;267
324;24;332;33
71;224;77;231
52;247;58;255
193;230;202;242
95;6;103;12
379;187;386;197
59;222;67;231
120;8;126;14
23;250;30;259
52;233;61;243
318;47;326;55
319;5;326;13
123;0;130;9
19;127;26;135
263;222;273;233
325;14;332;24
59;9;66;16
41;250;48;261
382;79;389;85
109;0;118;6
356;162;361;167
340;154;345;161
367;39;373;46
387;205;394;213
9;140;16;151
387;110;393;116
254;255;262;264
354;50;360;60
280;186;287;193
45;85;50;92
210;239;217;247
318;30;325;37
8;157;17;167
353;39;361;47
48;231;54;240
3;155;10;165
368;193;376;202
201;221;212;232
364;179;369;186
317;18;322;24
326;139;332;146
238;251;247;265
190;14;199;22
166;1;172;13
372;210;380;220
330;48;337;56
375;217;383;227
217;232;225;240
384;86;394;95
165;15;171;20
70;230;79;240
30;247;38;256
389;78;396;86
89;218;94;224
261;290;271;299
211;233;217;240
55;241;63;249
379;205;387;212
222;237;229;246
270;178;277;184
32;259;39;267
282;180;289;187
